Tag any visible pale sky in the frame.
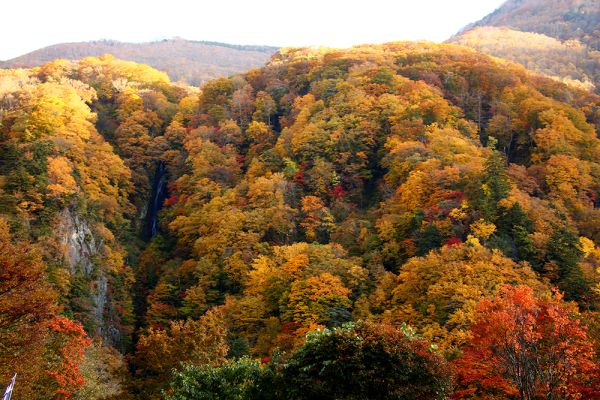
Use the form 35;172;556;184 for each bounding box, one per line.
1;0;506;60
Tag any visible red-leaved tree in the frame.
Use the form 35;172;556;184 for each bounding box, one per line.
46;317;91;399
453;285;599;400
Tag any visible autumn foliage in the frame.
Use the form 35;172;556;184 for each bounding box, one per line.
0;218;57;397
1;26;600;399
132;309;229;398
46;317;92;400
454;285;598;399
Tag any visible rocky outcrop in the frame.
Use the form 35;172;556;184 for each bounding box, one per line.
57;208;121;346
58;208;98;275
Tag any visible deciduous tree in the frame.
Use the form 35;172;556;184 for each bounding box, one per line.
454;285;597;400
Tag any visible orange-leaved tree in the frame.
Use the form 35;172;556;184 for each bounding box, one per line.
133;309;229;399
454;285;598;400
45;317;92;400
0;218;58;398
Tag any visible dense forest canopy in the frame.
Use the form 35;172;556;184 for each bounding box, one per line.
1;38;600;399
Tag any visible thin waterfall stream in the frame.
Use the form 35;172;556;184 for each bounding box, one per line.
144;161;168;240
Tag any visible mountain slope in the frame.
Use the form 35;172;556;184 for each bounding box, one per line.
2;43;600;398
136;42;600;396
451;26;600;91
465;0;600;50
451;0;600;93
0;38;278;85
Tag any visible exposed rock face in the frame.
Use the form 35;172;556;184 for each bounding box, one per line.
57;208;121;346
93;273;108;333
58;208;97;275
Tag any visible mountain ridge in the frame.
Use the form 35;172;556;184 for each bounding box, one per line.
1;2;599;398
450;0;600;92
460;0;600;49
0;38;278;85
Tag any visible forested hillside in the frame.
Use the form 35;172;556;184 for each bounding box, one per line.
0;55;194;398
451;0;600;93
1;41;600;399
0;39;277;85
465;0;600;50
451;27;600;91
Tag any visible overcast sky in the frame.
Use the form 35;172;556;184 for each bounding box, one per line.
1;0;506;60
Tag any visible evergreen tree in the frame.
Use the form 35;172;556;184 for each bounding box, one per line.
476;144;511;220
546;227;589;303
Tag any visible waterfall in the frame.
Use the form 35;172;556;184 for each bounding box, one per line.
144;161;168;239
